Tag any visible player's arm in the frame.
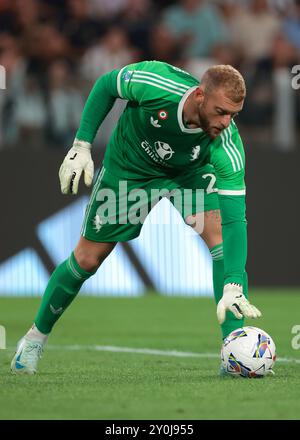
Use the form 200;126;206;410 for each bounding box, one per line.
210;123;261;323
74;61;157;144
59;62;150;195
59;60;180;194
58;69;121;194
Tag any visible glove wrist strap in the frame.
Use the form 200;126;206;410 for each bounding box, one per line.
73;138;92;150
224;282;242;289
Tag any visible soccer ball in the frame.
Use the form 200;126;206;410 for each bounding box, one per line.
221;327;276;378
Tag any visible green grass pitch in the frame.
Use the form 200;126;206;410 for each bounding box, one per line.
0;290;300;420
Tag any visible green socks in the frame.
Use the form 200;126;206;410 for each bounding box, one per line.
210;243;248;339
34;252;96;334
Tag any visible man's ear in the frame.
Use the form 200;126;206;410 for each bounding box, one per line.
195;86;205;104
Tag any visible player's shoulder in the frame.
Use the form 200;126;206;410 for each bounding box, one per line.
210;121;245;173
121;60;199;87
212;121;242;150
150;61;199;84
117;60;199;103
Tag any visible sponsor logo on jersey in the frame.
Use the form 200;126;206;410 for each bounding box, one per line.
141;140;174;165
150;116;161;128
154;141;174;160
141;141;160;163
190;145;201;161
158;109;168;120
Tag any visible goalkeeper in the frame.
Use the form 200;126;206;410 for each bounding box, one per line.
11;61;261;375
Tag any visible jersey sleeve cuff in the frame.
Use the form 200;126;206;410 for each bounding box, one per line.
218;189;246;196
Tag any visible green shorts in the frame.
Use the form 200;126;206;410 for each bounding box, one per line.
81;164;219;242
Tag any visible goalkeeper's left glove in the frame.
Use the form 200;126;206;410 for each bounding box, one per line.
59;139;94;195
217;283;262;324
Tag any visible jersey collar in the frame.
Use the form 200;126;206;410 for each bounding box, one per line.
177;86;203;134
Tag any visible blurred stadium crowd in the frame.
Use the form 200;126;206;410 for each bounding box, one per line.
0;0;299;152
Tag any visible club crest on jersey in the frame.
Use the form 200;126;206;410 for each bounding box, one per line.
158;109;168;120
190;145;201;161
154;141;174;160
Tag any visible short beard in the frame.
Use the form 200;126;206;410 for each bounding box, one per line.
197;104;217;140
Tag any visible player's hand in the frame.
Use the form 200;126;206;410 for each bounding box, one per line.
217;283;262;324
59;139;94;195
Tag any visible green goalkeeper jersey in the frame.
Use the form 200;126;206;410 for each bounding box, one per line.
77;60;245;195
76;60;247;286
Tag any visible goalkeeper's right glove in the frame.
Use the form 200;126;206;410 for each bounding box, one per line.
217;283;262;324
59;139;94;195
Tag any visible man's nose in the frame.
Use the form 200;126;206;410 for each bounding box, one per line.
221;115;231;129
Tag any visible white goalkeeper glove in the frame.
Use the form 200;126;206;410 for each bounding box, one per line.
217;283;262;324
59;139;94;195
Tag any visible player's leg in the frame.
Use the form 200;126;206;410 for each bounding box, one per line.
11;165;118;374
33;238;116;336
11;165;149;374
11;238;116;375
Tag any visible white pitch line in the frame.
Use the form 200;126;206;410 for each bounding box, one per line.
47;344;219;358
44;345;300;364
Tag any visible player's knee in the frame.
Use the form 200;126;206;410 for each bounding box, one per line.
74;239;116;272
74;251;101;272
201;229;222;249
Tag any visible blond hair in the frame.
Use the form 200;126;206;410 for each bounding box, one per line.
201;65;246;103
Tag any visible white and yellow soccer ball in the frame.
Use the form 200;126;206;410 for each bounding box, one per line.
221;327;276;378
